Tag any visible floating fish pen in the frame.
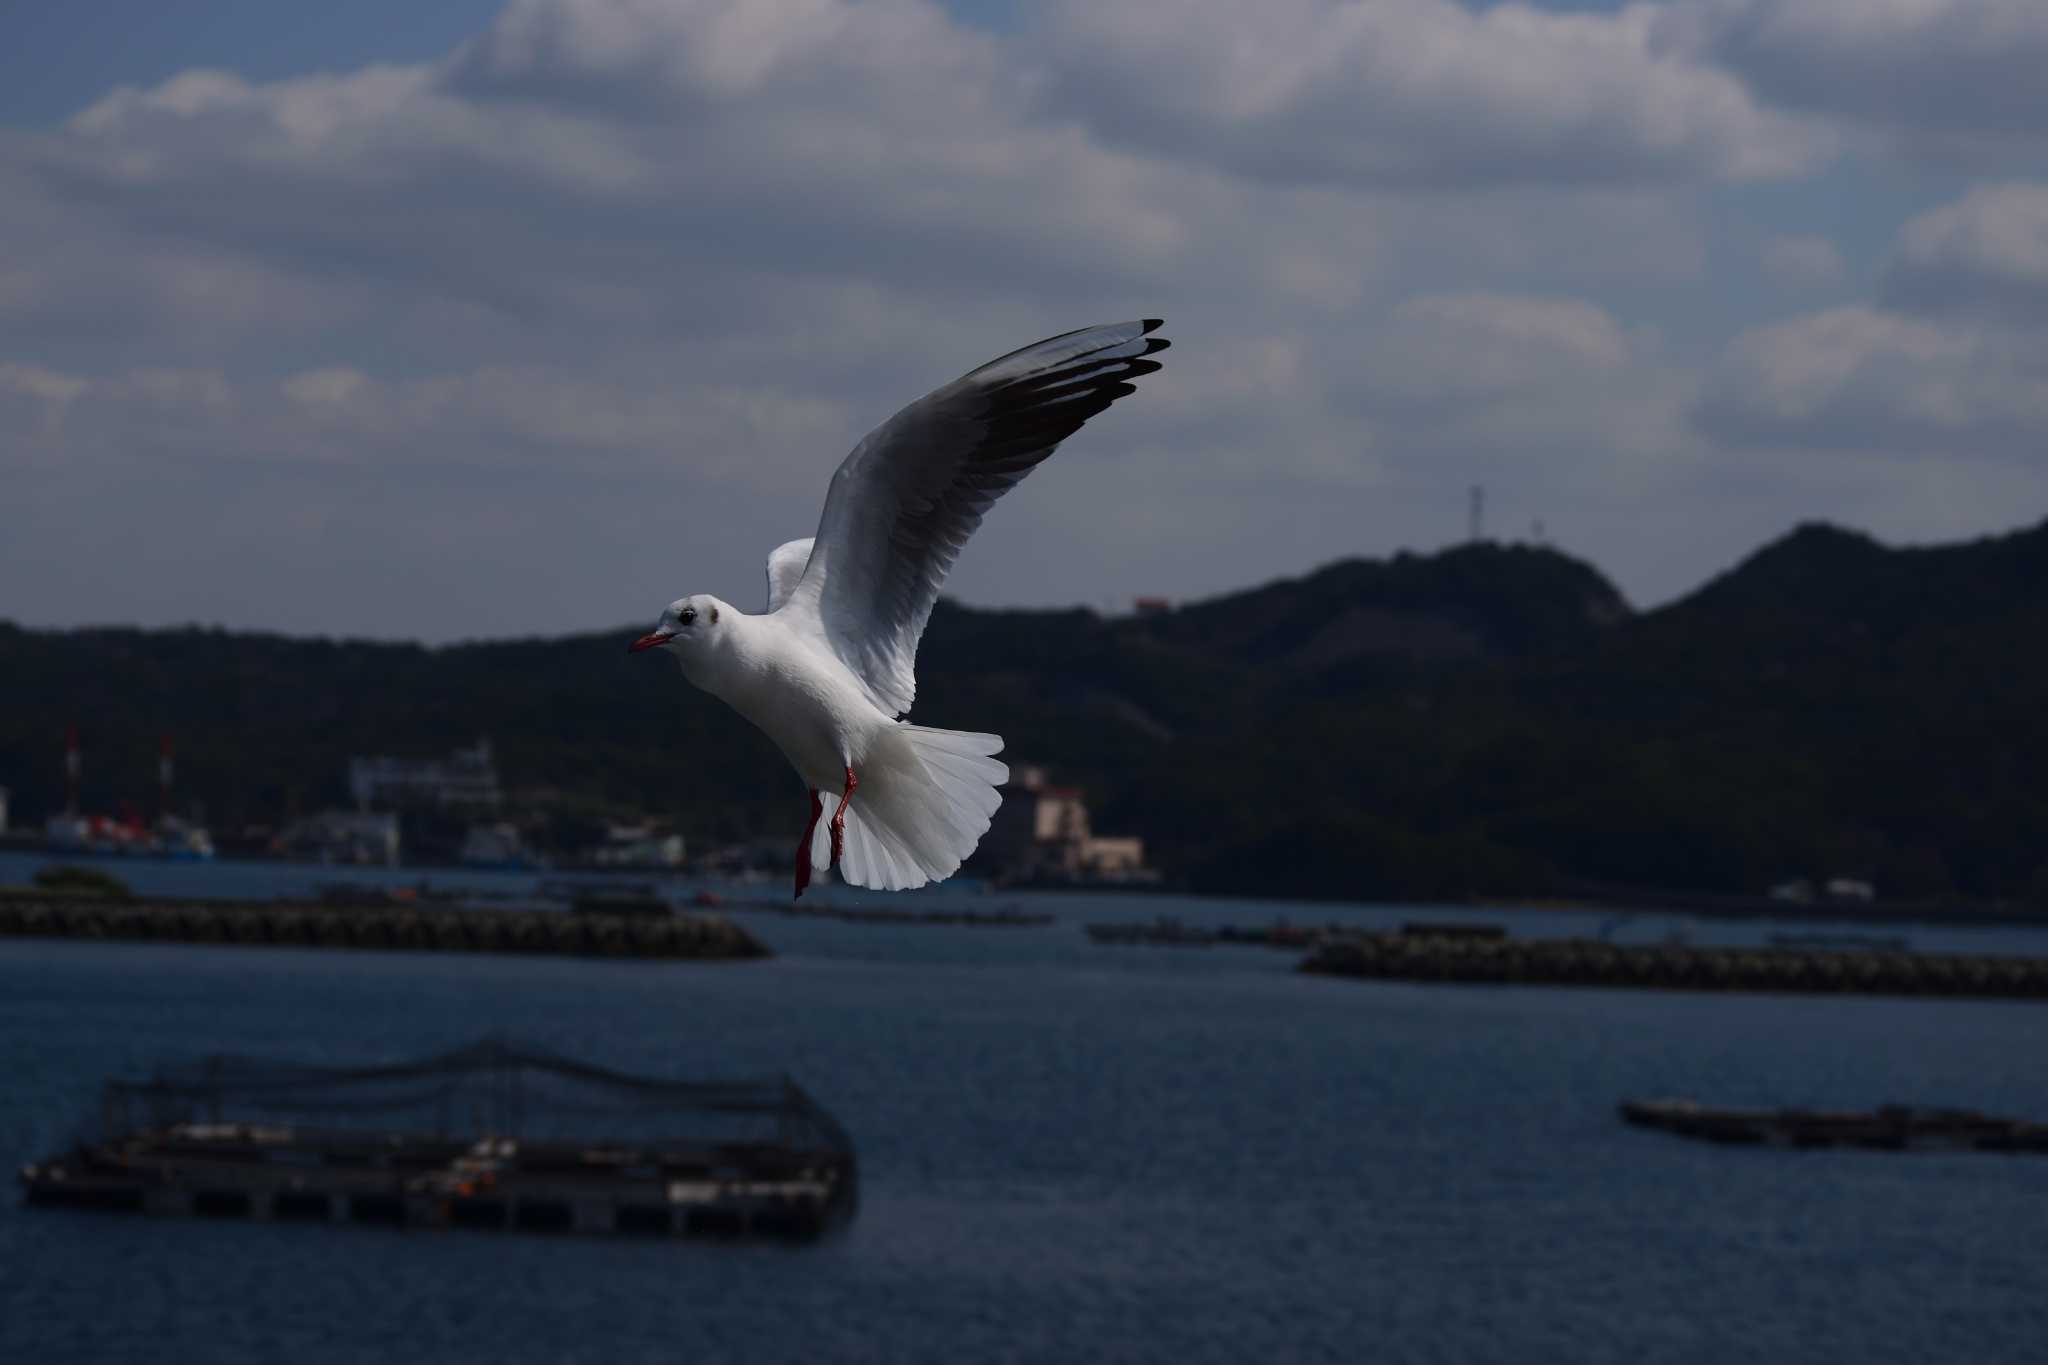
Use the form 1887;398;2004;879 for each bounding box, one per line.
1300;932;2048;999
1621;1099;2048;1153
19;1039;857;1241
0;896;767;960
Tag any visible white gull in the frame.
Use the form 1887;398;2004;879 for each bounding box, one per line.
630;320;1170;897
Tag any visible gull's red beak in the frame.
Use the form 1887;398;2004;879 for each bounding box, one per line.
628;631;673;654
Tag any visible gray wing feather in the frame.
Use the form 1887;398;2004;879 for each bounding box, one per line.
780;320;1169;716
764;538;814;613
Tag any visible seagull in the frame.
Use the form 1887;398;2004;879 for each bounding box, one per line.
630;319;1170;897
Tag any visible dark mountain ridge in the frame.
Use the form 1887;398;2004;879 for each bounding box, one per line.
3;518;2043;906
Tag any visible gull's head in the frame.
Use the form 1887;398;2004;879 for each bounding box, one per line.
629;595;724;655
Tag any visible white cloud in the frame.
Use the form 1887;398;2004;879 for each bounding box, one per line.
41;6;1196;340
1761;234;1848;288
0;361;88;406
1899;182;2048;285
1363;293;1631;406
1699;305;2048;454
4;0;2045;636
1657;0;2048;163
1886;180;2048;322
0;361;89;445
283;367;372;407
1037;0;1831;191
279;364;854;489
1339;292;1699;519
1700;179;2048;507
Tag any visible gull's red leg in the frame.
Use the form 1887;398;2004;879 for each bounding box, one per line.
829;766;858;867
793;789;823;899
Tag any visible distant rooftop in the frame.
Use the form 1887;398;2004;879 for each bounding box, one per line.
349;739;501;811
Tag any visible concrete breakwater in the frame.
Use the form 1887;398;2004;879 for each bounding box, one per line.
0;896;768;961
723;897;1054;928
1620;1098;2048;1152
1299;932;2048;999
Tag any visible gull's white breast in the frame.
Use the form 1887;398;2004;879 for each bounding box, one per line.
686;612;891;788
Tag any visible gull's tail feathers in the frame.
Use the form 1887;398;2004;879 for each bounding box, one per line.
810;725;1007;892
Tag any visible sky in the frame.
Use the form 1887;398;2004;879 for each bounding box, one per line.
3;0;2046;641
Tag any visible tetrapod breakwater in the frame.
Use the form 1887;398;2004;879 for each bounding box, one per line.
1299;931;2048;999
1620;1098;2048;1152
0;896;768;961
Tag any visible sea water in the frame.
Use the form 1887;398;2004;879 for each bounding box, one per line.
2;878;2045;1363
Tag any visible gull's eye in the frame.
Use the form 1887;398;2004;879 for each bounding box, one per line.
679;607;697;626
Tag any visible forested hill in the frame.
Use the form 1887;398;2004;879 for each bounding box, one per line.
2;522;2043;907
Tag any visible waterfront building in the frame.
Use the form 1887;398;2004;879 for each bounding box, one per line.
277;811;402;865
459;821;534;868
589;823;686;868
348;739;502;811
981;764;1157;884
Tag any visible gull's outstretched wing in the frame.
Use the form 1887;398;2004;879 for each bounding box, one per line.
764;538;814;613
778;320;1169;716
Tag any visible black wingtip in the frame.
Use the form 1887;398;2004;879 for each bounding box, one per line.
1140;318;1164;332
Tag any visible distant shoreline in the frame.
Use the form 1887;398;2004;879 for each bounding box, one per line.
998;869;2048;931
1520;880;2048;931
4;845;2043;933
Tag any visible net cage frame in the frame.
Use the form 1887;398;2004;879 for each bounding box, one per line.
96;1037;853;1156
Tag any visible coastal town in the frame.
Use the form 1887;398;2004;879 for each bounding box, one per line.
0;731;1158;889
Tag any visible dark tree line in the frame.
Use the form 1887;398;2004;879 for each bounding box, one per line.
3;519;2044;906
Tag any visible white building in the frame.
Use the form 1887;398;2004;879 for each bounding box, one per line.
591;823;686;868
981;765;1155;884
349;739;502;810
278;811;402;865
460;822;532;868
